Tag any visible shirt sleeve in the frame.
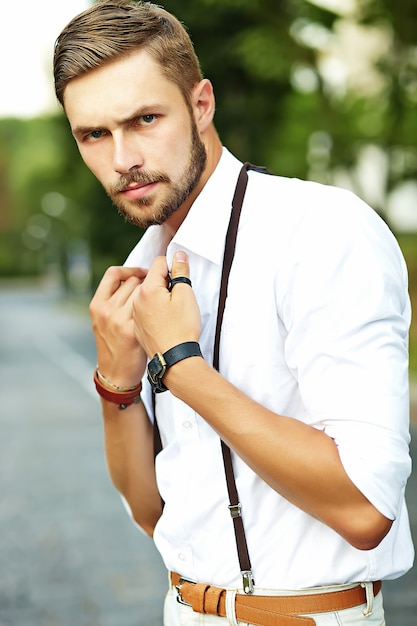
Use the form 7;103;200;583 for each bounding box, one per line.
281;186;412;520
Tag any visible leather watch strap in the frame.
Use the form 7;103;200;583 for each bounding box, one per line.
163;341;202;367
148;341;203;393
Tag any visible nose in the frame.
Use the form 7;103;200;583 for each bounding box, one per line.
112;133;144;174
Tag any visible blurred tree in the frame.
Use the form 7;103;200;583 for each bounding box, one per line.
0;115;141;284
357;0;417;185
0;0;416;282
161;0;340;175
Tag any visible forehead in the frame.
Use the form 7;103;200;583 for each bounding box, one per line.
64;49;184;128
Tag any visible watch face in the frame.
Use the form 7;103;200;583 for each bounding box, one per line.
147;353;166;385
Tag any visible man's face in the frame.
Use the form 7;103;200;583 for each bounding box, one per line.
64;49;207;229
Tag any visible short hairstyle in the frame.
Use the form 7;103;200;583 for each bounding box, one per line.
53;0;203;107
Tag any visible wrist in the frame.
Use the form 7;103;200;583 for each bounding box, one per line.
95;368;141;392
94;368;142;410
96;345;146;389
163;351;210;398
147;341;203;393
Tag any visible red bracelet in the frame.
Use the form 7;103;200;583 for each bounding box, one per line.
93;369;142;410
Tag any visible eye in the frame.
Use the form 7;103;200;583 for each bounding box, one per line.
87;129;106;141
140;114;157;125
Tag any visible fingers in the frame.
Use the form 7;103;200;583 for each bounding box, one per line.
132;251;200;358
90;266;149;384
97;266;148;300
138;252;190;294
90;266;148;317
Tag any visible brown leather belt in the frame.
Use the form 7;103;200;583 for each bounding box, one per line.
171;572;382;626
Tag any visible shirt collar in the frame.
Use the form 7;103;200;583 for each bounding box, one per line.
124;147;242;269
168;147;243;266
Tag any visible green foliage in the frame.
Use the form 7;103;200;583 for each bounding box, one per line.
162;0;299;165
397;234;417;372
0;0;416;331
0;115;141;284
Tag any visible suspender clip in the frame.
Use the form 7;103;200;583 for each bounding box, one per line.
242;570;255;594
228;503;242;518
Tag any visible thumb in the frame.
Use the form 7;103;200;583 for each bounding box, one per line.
169;251;192;291
171;250;190;278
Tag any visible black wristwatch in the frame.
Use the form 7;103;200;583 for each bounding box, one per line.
147;341;203;393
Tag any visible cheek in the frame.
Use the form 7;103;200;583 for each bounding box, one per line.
153;126;193;175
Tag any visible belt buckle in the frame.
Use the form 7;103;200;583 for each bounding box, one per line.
175;577;194;607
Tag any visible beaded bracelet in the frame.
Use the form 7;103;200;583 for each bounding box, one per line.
93;369;142;410
96;367;141;392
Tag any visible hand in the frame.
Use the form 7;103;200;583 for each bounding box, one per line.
89;265;148;387
132;251;201;358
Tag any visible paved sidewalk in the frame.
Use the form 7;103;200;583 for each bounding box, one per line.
0;285;167;626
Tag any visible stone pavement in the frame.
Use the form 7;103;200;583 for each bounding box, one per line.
0;283;415;625
0;284;167;626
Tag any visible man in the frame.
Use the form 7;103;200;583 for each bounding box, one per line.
54;1;413;624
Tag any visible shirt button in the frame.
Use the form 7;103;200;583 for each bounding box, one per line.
183;421;193;430
178;553;186;561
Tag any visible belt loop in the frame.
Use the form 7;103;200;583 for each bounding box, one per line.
361;582;374;617
225;589;238;626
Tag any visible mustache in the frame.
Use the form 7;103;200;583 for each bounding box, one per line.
111;169;170;194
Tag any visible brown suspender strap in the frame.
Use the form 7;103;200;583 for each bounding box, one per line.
213;163;254;591
153;162;273;592
213;163;250;367
213;163;272;593
213;163;271;366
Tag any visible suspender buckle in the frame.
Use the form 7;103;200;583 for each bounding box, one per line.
241;570;255;594
228;503;242;518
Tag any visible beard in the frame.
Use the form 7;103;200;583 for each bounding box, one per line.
107;119;207;229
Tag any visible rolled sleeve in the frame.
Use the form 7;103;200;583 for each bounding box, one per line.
283;189;412;520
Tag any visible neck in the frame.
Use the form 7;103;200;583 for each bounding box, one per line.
164;125;223;235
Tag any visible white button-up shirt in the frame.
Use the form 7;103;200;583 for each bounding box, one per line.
125;148;414;589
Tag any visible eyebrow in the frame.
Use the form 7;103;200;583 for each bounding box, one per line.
71;104;164;138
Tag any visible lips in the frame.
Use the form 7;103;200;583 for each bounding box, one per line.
123;181;148;191
120;181;158;200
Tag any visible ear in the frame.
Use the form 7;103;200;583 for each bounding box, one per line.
191;79;215;133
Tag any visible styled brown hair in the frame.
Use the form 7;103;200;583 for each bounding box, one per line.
53;0;203;107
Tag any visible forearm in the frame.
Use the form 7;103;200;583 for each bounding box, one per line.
88;265;162;534
164;357;392;549
101;398;162;536
132;253;392;548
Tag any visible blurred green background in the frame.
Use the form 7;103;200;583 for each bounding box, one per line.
0;0;416;370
